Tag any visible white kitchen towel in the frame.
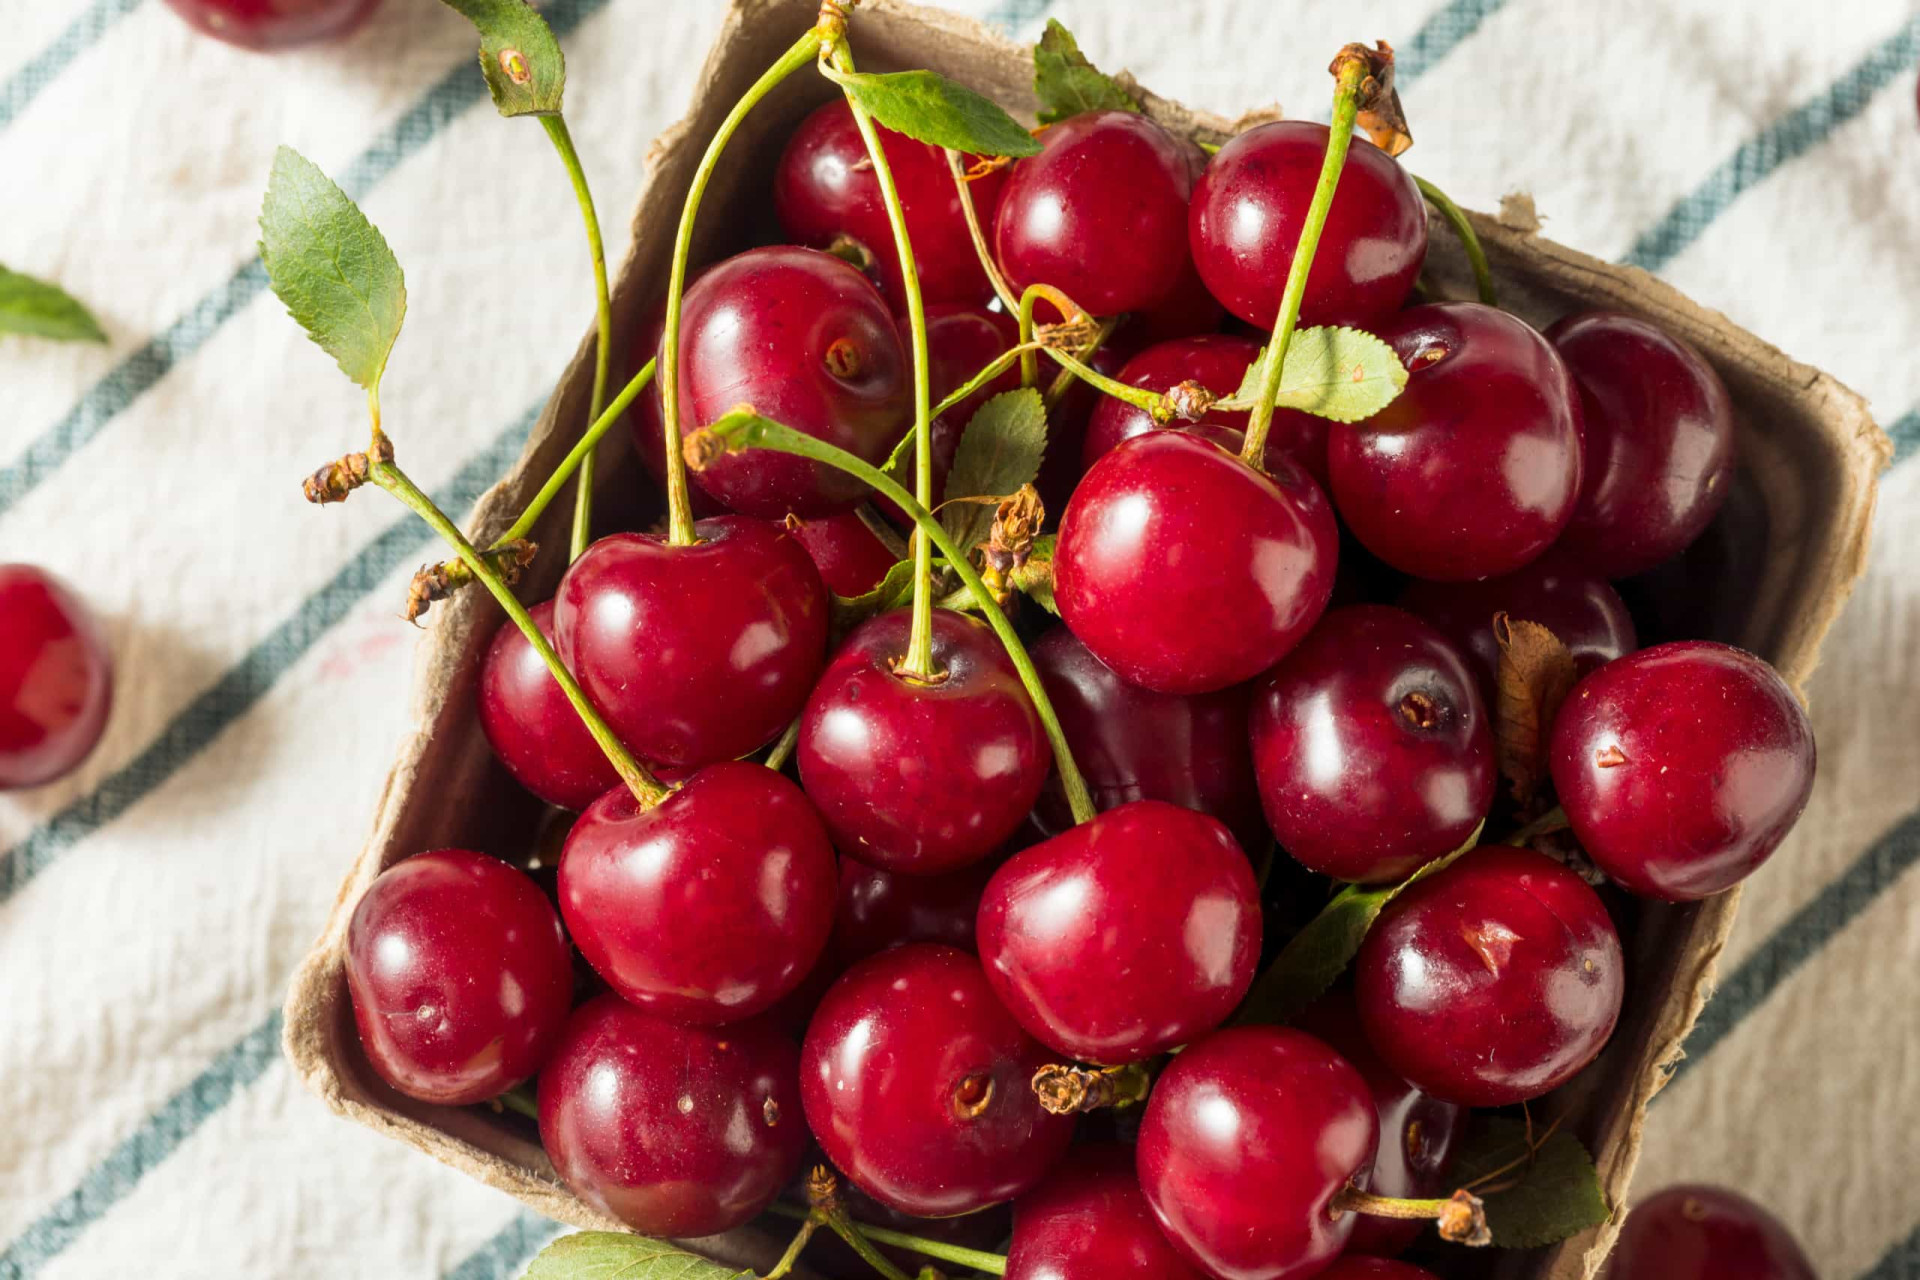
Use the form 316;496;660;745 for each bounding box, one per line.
1;0;1916;1277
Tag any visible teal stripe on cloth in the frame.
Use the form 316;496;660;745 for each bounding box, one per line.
0;0;148;132
1860;1219;1920;1278
1888;408;1919;465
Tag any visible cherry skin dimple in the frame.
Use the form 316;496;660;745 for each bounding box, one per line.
475;601;619;811
1005;1143;1206;1280
162;0;380;50
1549;641;1814;901
0;564;113;791
1605;1184;1816;1280
345;849;572;1105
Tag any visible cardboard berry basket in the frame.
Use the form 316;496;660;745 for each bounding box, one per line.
282;0;1889;1275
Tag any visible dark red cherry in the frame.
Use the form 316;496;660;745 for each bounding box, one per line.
927;302;1022;428
539;994;805;1237
1549;641;1814;901
558;761;836;1025
345;849;571;1105
1547;311;1737;579
1189;120;1427;331
774;98;1010;308
1328;303;1586;581
800;944;1073;1216
1249;605;1494;884
1354;847;1625;1106
790;511;900;598
475;602;618;811
1317;1260;1442;1280
994;110;1197;316
1126;257;1228;347
0;564;113;790
1036;342;1129;522
1606;1184;1816;1280
1056;431;1338;695
831;855;998;965
978;800;1260;1063
1006;1143;1206;1280
555;515;828;768
798;608;1049;875
1030;626;1265;853
624;300;728;519
669;246;908;518
161;0;378;49
1138;1025;1379;1280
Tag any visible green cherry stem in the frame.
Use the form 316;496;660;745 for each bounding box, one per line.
492;1085;539;1121
1041;344;1166;418
1413;174;1496;307
762;716;802;772
1042;316;1118;413
764;1202;1009;1276
494;359;656;551
760;1214;821;1280
944;147;1020;313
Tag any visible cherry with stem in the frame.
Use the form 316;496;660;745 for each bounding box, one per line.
764;1200;1010;1276
944;147;1020;313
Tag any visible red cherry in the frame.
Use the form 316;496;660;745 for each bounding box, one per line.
927;302;1022;428
539;995;805;1237
161;0;378;50
1138;1025;1380;1280
1354;847;1625;1106
1547;311;1738;579
344;850;571;1105
1249;605;1494;884
1606;1184;1816;1280
1126;257;1229;347
831;855;999;965
797;608;1050;875
1549;641;1814;900
668;246;908;518
994;110;1198;316
0;564;112;790
800;944;1073;1216
623;298;728;519
1005;1143;1205;1280
1055;431;1338;695
1328;303;1586;582
1189;121;1426;331
774;98;1010;308
558;761;836;1025
554;516;827;768
789;512;900;597
1316;1260;1441;1280
475;602;619;811
978;800;1260;1063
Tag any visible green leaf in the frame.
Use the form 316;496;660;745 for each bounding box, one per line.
1232;326;1408;423
831;557;917;633
259;147;407;393
0;266;106;343
826;67;1041;158
437;0;565;117
521;1231;745;1280
1235;821;1484;1026
940;388;1047;557
1010;533;1058;615
1032;18;1140;124
1447;1118;1611;1248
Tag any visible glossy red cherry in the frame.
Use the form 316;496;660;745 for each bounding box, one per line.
927;302;1021;428
831;855;999;965
994;110;1197;316
979;800;1259;1063
1056;431;1338;695
344;849;571;1105
1030;626;1265;853
623;299;728;520
1138;1025;1379;1280
1547;311;1737;579
774;98;1010;308
161;0;379;50
0;565;113;790
555;516;827;768
1126;257;1228;347
668;246;908;518
558;761;836;1025
798;608;1049;875
1328;303;1585;582
1005;1143;1206;1280
800;944;1073;1216
790;512;900;598
1249;605;1495;884
539;995;805;1237
475;602;619;811
1549;641;1814;901
1354;847;1625;1106
1607;1184;1816;1280
1189;120;1426;331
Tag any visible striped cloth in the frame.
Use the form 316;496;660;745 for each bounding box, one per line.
1;0;1915;1276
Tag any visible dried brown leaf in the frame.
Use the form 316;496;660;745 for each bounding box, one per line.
1333;40;1411;157
1493;613;1578;804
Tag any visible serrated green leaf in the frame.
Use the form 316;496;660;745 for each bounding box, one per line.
0;266;106;343
1010;533;1058;615
1235;821;1484;1026
830;556;917;633
521;1231;745;1280
1032;18;1140;124
437;0;565;117
259;147;406;393
1232;326;1408;423
1447;1118;1611;1248
940;388;1047;558
826;67;1040;158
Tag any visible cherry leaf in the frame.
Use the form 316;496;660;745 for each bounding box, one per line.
830;557;917;634
259;147;407;394
824;67;1041;158
1493;614;1579;804
1446;1118;1611;1248
1010;534;1059;615
1032;18;1140;124
520;1231;744;1280
437;0;565;117
1230;326;1408;423
0;266;105;343
939;389;1047;559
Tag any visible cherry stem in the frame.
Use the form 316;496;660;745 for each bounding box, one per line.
1329;1185;1491;1248
930;342;1041;421
1041;316;1118;413
660;29;822;548
763;716;801;772
538;113;614;561
765;1202;1008;1276
497;359;656;551
944;147;1020;313
1413;174;1496;307
1504;804;1569;847
1041;345;1167;419
367;454;666;808
761;1215;821;1280
691;412;1097;825
1014;284;1086;390
1241;54;1370;470
1032;1061;1152;1115
491;1085;539;1121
